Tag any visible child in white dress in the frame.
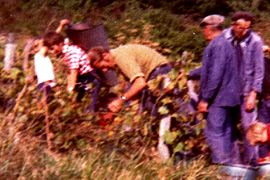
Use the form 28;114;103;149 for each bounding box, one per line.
34;45;56;100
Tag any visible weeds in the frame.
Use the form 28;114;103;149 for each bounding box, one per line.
1;0;270;179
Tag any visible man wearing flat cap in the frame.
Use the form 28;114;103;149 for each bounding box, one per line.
200;15;225;30
223;11;264;166
198;14;242;165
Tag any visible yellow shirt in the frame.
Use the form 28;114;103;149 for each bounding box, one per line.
111;44;168;82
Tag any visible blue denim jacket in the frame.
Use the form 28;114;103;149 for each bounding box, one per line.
223;28;264;95
200;33;242;107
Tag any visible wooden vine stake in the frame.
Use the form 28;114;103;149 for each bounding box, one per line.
22;38;34;72
42;92;53;151
4;33;17;71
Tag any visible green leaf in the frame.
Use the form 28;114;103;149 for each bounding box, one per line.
195;125;201;136
158;106;169;115
174;142;184;153
161;97;173;105
163;131;179;144
9;67;22;79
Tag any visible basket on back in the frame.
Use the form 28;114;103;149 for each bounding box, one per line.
66;23;109;51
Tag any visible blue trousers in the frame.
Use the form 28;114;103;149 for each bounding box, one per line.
205;105;241;165
258;98;270;158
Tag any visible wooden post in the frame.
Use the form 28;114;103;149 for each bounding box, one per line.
4;33;17;71
22;38;34;72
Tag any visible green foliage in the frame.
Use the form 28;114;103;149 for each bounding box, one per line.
140;0;232;15
104;2;206;60
0;31;207;178
2;0;270;178
143;9;205;58
2;0;270;60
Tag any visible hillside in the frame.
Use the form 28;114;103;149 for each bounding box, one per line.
1;0;270;179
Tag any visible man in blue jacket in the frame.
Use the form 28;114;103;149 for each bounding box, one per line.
198;14;242;165
223;12;264;165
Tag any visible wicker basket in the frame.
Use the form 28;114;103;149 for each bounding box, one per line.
66;23;109;51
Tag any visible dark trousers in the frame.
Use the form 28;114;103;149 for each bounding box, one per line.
76;71;101;112
37;82;53;103
204;105;241;165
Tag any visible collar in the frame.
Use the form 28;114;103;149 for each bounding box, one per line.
223;28;252;46
62;44;69;53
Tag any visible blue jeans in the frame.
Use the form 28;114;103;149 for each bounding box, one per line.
258;98;270;158
204;105;241;165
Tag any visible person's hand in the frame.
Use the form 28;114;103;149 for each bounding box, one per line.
246;122;268;145
263;45;270;53
245;91;257;112
108;98;123;113
197;100;208;113
67;85;74;93
56;19;70;34
60;19;70;26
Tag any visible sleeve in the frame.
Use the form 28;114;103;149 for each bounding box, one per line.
188;67;201;80
252;39;264;93
200;41;226;103
114;52;144;82
66;47;81;70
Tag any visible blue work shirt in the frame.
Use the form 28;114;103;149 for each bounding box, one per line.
200;33;242;107
223;28;264;96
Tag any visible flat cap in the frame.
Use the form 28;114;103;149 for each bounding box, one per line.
200;14;225;27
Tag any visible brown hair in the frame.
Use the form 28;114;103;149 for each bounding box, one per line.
43;31;64;47
88;46;109;67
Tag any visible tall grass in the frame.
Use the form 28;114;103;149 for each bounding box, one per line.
0;129;220;179
1;1;270;179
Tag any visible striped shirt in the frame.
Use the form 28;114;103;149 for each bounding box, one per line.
62;44;93;75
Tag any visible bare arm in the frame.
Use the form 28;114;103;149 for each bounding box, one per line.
108;77;147;112
123;77;147;100
55;19;70;34
67;69;78;92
